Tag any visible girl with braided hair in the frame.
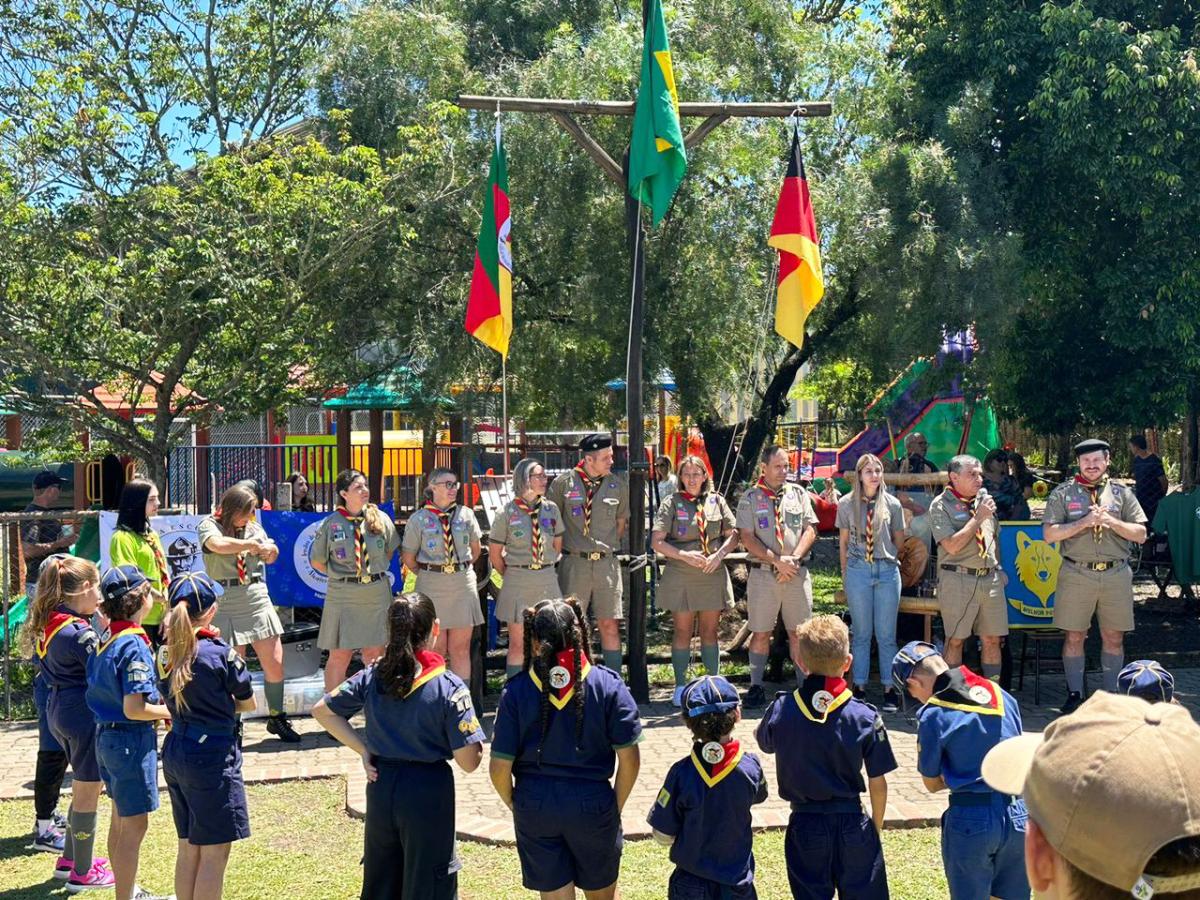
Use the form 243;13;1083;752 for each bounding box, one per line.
313;592;484;900
490;597;643;900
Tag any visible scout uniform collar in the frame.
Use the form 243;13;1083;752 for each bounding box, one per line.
793;674;853;723
336;505;364;521
689;738;744;788
406;649;447;697
947;486;976;505
529;649;592;710
37;607;87;658
99;620;150;653
926;666;1004;716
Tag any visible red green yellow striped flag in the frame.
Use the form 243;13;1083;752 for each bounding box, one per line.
465;125;513;357
768;129;824;349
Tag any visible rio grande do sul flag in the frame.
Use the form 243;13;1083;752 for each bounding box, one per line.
768;129;824;348
465;124;513;357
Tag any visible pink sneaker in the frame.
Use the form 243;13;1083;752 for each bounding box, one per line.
66;858;115;893
53;856;73;880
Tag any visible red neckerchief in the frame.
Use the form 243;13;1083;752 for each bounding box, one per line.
196;627;220;640
574;464;602;536
406;649;447;697
926;666;1004;715
689;739;744;788
794;674;853;723
423;502;458;563
678;491;711;554
947;487;986;558
37;608;87;657
106;620;150;647
756;477;786;549
513;496;543;564
1075;475;1108;541
529;648;593;710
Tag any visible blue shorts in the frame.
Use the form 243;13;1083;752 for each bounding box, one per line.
513;776;622;893
785;802;889;900
97;724;160;817
669;868;758;900
941;793;1030;900
48;691;100;783
34;672;63;753
163;730;250;846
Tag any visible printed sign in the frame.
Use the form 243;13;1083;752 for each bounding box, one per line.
998;521;1062;628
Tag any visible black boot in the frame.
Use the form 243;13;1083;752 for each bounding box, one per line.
266;712;301;743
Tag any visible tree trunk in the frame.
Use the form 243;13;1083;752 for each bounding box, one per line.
1054;431;1073;475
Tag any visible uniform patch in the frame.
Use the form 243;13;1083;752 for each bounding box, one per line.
602;497;619;506
548;666;571;690
541;517;554;528
77;630;98;652
757;516;770;529
127;661;151;683
968;685;992;705
656;787;671;808
874;716;888;742
450;687;472;712
334;679;354;695
458;716;481;735
228;646;245;669
511;528;526;539
701;741;725;764
812;689;835;714
335;547;348;560
677;526;688;537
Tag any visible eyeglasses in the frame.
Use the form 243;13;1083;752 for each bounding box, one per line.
529;472;549;480
434;481;459;490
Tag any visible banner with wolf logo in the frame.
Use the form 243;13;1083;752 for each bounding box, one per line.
998;522;1062;627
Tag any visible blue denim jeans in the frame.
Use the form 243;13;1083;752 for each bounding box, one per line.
845;558;901;686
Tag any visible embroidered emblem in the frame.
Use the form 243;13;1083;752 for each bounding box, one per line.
701;742;726;764
969;685;992;705
812;690;835;714
548;666;571;690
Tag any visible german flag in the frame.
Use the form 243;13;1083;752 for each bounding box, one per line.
768;129;824;349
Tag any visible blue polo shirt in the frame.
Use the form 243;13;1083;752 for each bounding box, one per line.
755;676;897;803
157;632;254;733
647;742;768;888
491;661;642;782
38;607;97;695
86;622;160;724
322;651;485;762
916;667;1023;793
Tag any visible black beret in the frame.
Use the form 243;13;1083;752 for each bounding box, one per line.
579;433;612;452
1074;438;1110;456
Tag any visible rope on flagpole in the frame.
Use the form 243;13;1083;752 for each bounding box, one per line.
496;99;510;477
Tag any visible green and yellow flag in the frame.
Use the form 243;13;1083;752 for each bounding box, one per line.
628;0;686;227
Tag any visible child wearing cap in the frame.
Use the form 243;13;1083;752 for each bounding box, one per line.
983;691;1200;899
86;565;173;900
892;640;1029;900
158;572;258;900
756;614;897;899
489;597;643;899
646;675;768;899
1118;659;1178;705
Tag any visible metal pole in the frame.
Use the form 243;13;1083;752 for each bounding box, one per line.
2;525;10;719
502;355;510;476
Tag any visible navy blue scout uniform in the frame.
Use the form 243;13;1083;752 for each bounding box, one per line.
158;573;255;847
491;655;642;893
756;673;897;900
323;649;485;900
86;566;162;817
648;677;768;900
38;606;102;784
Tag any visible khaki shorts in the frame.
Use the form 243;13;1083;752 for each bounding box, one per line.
496;566;563;623
558;554;624;620
211;582;283;647
937;569;1008;639
657;562;733;613
318;578;393;650
1052;560;1134;633
414;569;484;630
747;567;812;633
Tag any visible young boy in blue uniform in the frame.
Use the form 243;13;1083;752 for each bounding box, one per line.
157;572;258;900
490;598;643;900
647;675;768;899
87;565;173;900
892;640;1029;900
313;591;486;900
756;614;896;899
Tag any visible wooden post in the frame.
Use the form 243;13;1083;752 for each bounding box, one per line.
336;409;352;477
196;426;211;514
368;409;384;503
5;415;21;450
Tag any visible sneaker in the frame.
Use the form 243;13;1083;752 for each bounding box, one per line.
28;823;65;853
54;856;73;880
882;689;900;713
852;685;867;701
65;859;115;892
743;684;767;709
672;685;685;708
130;886;174;900
52;809;68;830
1060;691;1083;716
266;712;301;744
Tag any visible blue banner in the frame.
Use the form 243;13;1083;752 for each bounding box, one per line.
261;503;404;608
998;521;1062;628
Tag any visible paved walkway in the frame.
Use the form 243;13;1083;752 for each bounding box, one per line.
7;667;1195;845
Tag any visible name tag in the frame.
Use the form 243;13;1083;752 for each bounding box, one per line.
602;497;619;506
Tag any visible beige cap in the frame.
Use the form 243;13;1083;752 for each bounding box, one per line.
982;692;1200;894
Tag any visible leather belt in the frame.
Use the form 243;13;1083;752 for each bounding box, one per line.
332;572;386;584
1063;557;1124;572
507;562;556;571
940;564;994;576
566;550;610;561
215;573;264;587
417;562;472;574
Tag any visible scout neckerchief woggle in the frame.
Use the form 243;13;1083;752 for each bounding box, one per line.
423;501;458;571
949;486;987;559
679;491;710;554
756;477;786;550
1075;473;1108;543
864;497;875;563
574;463;602;536
514;496;543;565
337;506;367;578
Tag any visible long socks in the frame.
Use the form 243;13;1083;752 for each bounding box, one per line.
700;643;720;676
749;651;768;687
1102;651;1124;692
671;648;690;686
264;680;285;716
70;808;97;875
1064;655;1086;694
603;649;623;673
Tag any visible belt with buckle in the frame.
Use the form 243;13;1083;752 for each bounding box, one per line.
215;573;264;587
509;562;554;570
417;562;471;574
567;550;610;561
1064;557;1124;572
940;564;994;576
333;572;386;584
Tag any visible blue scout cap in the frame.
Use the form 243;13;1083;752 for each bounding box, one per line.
681;675;740;718
1118;659;1175;704
100;565;149;604
168;571;224;617
891;641;941;708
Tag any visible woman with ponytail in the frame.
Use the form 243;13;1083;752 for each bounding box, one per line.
21;556;115;891
313;592;485;900
310;469;400;693
158;572;257;900
489;598;643;900
109;479;169;645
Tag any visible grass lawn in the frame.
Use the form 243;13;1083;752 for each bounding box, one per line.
2;778;949;898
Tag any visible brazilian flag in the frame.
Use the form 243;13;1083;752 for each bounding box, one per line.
628;0;686;227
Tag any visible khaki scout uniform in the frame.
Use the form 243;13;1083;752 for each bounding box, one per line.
402;504;483;630
1044;480;1146;633
197;515;283;647
929;488;1006;640
547;468;629;619
312;508;400;649
735;482;817;632
490;498;565;623
652;492;735;613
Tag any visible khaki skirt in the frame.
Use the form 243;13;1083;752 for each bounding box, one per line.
657;561;734;613
414;569;483;630
496;566;562;623
318;578;393;650
212;582;283;647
